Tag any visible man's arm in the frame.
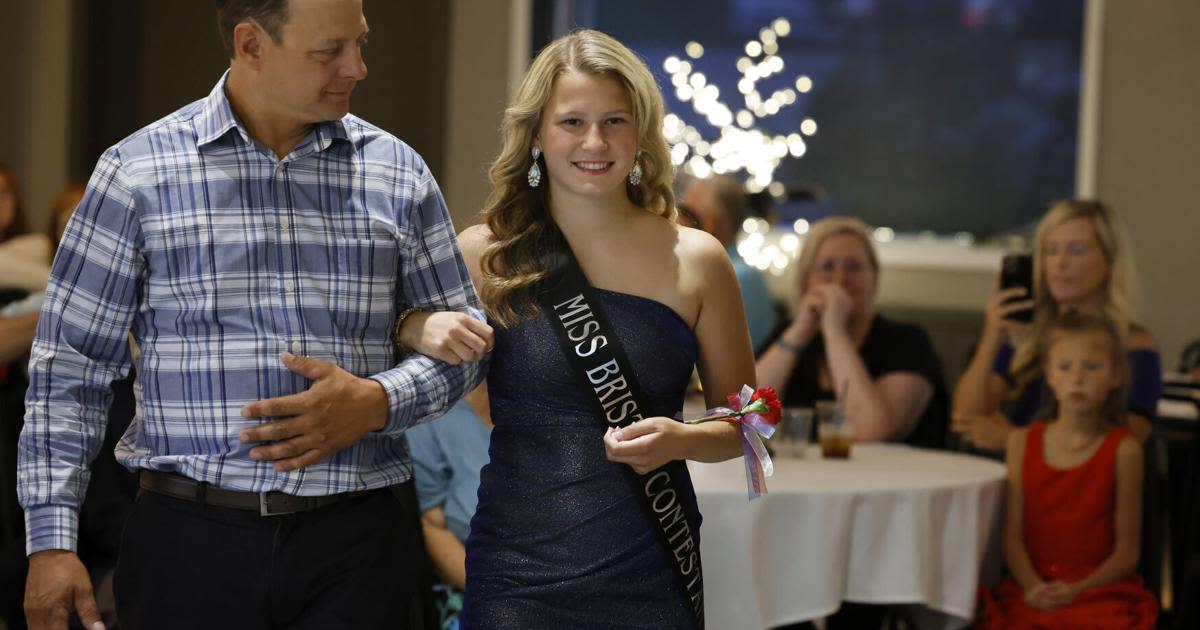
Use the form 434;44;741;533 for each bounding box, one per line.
19;147;141;630
365;168;488;434
238;166;488;470
19;145;142;555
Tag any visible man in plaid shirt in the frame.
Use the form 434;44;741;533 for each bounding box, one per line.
18;1;487;627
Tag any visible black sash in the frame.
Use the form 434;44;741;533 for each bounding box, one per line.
537;247;705;628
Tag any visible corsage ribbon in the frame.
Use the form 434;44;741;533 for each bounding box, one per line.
685;385;780;499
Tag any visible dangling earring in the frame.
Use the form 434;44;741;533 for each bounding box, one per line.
527;147;542;188
628;151;643;187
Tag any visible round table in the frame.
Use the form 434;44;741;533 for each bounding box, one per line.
688;443;1006;629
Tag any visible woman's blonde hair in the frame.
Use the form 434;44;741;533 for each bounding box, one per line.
792;216;879;296
478;29;675;326
1009;199;1137;388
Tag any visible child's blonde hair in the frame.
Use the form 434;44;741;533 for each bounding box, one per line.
1039;312;1129;426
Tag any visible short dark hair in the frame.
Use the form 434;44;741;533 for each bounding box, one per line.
707;174;751;233
216;0;291;58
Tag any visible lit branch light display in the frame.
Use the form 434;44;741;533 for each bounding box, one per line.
661;18;816;196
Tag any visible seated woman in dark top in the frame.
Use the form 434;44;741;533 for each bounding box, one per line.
757;216;949;449
953;199;1161;452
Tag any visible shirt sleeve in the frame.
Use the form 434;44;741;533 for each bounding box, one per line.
18;147;143;555
368;167;488;435
1127;348;1163;417
872;321;942;388
992;340;1016;385
405;420;450;514
734;263;776;353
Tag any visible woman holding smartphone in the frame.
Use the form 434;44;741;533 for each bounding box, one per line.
952;199;1162;452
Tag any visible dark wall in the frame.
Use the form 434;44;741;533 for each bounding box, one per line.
0;1;33;179
74;0;451;178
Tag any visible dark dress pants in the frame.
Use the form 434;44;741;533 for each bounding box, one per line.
115;481;422;630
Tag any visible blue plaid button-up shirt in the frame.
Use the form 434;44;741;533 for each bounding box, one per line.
19;73;486;554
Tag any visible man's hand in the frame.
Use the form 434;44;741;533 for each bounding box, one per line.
25;550;104;630
239;353;389;472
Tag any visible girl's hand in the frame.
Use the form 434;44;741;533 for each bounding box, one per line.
603;418;688;475
1023;582;1058;610
1022;582;1045;606
399;311;494;365
815;284;853;333
1042;581;1079;608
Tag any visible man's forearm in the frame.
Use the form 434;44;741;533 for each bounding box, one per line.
369;350;487;435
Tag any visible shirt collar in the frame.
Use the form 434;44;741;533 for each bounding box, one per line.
196;69;351;152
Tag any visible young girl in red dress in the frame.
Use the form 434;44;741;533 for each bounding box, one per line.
978;313;1157;629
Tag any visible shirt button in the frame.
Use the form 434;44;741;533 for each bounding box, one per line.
284;279;295;292
279;217;290;230
290;340;301;353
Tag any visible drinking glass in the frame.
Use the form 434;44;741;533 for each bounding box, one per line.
777;407;813;457
816;399;852;459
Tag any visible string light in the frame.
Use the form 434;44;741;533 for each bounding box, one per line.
658;17;817;200
873;227;896;243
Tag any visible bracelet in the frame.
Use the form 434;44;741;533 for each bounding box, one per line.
392;306;422;350
776;338;804;354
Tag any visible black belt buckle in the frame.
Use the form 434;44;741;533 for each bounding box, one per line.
259;492;301;516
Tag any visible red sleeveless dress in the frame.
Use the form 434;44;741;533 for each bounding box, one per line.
978;421;1157;629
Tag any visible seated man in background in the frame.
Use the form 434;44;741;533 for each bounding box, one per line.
407;385;491;630
681;175;776;352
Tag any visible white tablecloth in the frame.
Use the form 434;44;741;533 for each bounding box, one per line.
689;443;1006;629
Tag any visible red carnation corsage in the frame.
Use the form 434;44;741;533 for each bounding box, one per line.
685;385;781;498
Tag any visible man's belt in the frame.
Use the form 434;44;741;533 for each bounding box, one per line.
139;469;378;516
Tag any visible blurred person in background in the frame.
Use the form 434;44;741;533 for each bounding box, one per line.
976;314;1156;629
0;164;52;296
759;216;950;630
0;182;87;323
406;384;491;630
952;200;1160;452
756;216;949;448
681;174;776;351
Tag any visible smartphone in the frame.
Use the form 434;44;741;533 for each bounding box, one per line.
999;253;1034;323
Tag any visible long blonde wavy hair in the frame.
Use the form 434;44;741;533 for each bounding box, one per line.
478;29;676;326
1009;199;1137;390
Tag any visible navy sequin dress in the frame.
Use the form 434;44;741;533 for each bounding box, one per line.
461;290;702;629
